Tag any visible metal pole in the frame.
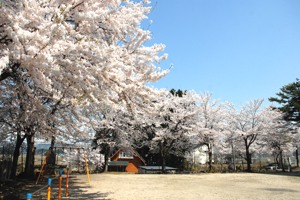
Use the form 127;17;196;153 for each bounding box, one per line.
66;167;69;197
58;168;63;200
84;150;91;184
47;178;52;200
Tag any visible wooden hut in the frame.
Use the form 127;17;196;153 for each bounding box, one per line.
109;147;146;173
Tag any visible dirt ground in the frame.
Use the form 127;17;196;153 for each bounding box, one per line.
71;172;300;200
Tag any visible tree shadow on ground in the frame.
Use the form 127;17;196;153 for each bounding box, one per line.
67;184;112;200
0;178;43;200
0;176;112;200
255;168;300;178
260;188;299;193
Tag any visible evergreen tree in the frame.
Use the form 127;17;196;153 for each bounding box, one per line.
269;79;300;124
269;79;300;167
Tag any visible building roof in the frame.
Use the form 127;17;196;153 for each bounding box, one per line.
139;166;177;171
110;147;146;164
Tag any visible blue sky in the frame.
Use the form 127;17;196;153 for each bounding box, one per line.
146;0;300;107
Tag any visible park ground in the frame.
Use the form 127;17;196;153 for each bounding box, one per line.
2;172;300;199
72;172;300;200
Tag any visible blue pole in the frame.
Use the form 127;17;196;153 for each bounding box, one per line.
48;178;52;186
26;193;32;200
59;168;63;176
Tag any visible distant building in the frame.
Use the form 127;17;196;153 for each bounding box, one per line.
186;145;210;165
108;147;146;173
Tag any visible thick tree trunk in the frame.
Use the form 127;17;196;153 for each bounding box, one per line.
279;150;285;172
104;154;109;172
245;149;251;172
10;134;26;179
46;136;56;175
25;134;35;178
104;145;110;173
49;136;56;164
50;135;55;149
244;139;251;172
161;156;166;174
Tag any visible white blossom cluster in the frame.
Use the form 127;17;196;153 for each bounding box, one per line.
0;0;168;107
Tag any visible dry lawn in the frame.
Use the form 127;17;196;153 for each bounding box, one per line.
71;172;300;200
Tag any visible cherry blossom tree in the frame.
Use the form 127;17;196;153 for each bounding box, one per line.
226;99;288;172
194;92;226;172
0;75;57;177
131;90;200;173
259;109;294;172
0;0;168;107
92;127;122;172
227;100;261;172
291;129;300;167
0;0;169;177
62;147;104;173
220;102;246;170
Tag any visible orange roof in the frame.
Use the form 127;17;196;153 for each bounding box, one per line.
110;147;146;165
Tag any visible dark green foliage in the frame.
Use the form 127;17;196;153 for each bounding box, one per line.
170;89;186;97
269;79;300;123
92;128;118;153
92;128;119;172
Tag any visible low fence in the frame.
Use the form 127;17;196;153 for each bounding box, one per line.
0;160;12;181
0;144;15;181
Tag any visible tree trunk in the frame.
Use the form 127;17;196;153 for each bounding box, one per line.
279;150;285;172
161;156;166;174
259;153;262;172
104;154;109;172
104;145;110;172
46;136;56;175
288;157;292;172
50;136;56;164
296;148;299;168
241;159;244;171
245;150;251;172
231;143;236;171
10;133;26;179
244;139;251;172
160;142;166;174
50;135;55;149
208;144;213;172
25;134;35;178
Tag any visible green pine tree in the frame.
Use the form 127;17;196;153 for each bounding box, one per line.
269;79;300;124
